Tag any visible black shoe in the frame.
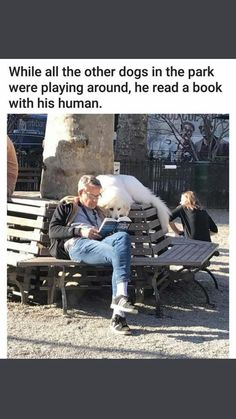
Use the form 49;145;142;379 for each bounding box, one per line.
110;315;132;335
110;295;138;314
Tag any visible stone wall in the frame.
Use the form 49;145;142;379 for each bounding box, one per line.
40;114;114;199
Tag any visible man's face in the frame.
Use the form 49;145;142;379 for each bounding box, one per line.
181;124;194;142
199;124;212;141
79;184;101;209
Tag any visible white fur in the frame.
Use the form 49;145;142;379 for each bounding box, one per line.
97;174;170;233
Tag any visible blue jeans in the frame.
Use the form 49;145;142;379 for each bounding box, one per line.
68;231;131;297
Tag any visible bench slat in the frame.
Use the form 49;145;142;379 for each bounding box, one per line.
8;229;49;244
10;196;58;207
152;237;172;254
7;203;48;216
129;229;165;244
129;207;157;218
8;227;42;241
17;257;81;268
7;240;39;254
7;215;46;229
148;219;161;229
130;203;151;211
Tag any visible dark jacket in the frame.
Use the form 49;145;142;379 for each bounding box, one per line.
169;205;218;241
49;202;78;259
49;201;106;259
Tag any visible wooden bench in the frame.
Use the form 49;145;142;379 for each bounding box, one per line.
7;197;219;315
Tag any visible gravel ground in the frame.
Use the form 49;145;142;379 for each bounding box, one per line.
7;209;229;359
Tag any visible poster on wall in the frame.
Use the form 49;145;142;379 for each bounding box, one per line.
147;114;229;163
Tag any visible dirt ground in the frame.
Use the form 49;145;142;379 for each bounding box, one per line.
7;209;229;359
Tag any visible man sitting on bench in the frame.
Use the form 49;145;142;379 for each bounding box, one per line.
49;175;137;335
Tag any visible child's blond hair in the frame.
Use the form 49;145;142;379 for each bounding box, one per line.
180;191;201;210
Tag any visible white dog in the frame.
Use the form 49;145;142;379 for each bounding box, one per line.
96;174;170;233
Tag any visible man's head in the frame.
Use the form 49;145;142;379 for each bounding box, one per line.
180;122;195;142
78;175;102;209
199;121;213;141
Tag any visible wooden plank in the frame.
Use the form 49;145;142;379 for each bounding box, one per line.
131;247;153;256
130;203;152;211
7;203;48;216
167;244;195;260
130;235;152;243
131;257;162;266
152;237;171;254
12;192;41;199
7;215;45;228
7;240;39;254
179;244;200;261
148;219;161;229
10;196;59;206
17;256;81;268
190;244;218;263
149;230;166;242
129;222;148;231
169;236;218;248
7;227;41;241
129;207;157;218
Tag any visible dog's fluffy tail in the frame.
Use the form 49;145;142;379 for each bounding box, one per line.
150;195;171;234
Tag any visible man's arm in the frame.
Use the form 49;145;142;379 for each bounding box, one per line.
49;203;78;240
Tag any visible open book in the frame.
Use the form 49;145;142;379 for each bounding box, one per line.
99;216;132;238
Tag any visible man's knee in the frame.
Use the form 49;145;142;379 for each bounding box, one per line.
114;231;131;245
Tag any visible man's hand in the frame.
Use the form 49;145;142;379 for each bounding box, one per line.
80;227;102;240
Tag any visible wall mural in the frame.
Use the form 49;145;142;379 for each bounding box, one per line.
147;114;229;162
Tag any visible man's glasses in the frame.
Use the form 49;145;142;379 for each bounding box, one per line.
83;190;101;201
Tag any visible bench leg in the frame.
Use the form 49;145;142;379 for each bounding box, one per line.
133;288;144;303
23;269;31;303
47;267;56;305
193;277;211;305
57;266;68;315
8;271;27;304
152;270;162;317
203;268;219;290
176;267;213;306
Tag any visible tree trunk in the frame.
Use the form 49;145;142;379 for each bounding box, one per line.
40;114;114;199
115;114;148;162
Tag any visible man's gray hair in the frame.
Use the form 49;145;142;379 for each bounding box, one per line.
78;175;102;192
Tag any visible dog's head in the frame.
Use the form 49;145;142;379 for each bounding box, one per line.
98;186;132;219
